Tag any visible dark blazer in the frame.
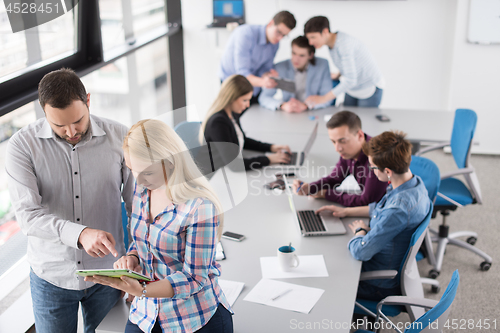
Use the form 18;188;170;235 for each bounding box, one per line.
204;110;272;170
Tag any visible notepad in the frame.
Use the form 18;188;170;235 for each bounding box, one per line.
260;255;329;279
244;279;324;314
218;279;245;306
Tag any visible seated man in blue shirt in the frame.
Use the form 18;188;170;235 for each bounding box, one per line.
259;36;332;112
219;11;296;104
316;131;431;301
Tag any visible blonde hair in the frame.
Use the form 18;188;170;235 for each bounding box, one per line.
123;119;225;241
199;74;253;143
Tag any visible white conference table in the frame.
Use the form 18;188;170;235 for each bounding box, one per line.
240;105;454;144
212;105;455;332
210;131;365;333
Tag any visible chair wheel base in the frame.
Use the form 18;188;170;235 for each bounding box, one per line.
429;269;440;279
431;285;440;293
480;261;491;271
467;236;477;245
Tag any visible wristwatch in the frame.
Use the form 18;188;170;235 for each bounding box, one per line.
355;227;368;235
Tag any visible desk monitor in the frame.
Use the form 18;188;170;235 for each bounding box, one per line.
210;0;245;27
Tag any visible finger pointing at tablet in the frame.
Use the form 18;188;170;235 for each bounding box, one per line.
78;228;118;257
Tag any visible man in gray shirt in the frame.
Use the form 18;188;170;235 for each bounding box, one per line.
5;68;134;333
304;16;385;108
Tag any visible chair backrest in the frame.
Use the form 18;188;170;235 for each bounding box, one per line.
405;270;460;333
399;206;433;321
174;121;202;151
449;109;483;205
410;156;440;203
450;109;476;170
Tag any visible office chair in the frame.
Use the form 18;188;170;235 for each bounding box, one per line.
355;207;433;322
409;156;441;293
415;109;492;278
174;121;202;151
355;270;460;333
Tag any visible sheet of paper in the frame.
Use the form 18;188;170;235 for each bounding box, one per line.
335;174;362;194
218;279;245;307
215;242;225;261
260;255;329;279
244;279;324;314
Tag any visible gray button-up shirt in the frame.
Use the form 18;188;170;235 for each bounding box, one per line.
6;115;134;290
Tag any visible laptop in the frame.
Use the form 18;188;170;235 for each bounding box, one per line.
283;176;347;236
279;122;318;167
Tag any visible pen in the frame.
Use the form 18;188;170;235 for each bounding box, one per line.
271;289;292;301
296;181;303;194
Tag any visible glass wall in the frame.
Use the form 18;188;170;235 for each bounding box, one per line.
0;1;78;83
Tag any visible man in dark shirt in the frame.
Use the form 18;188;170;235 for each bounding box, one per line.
292;111;387;207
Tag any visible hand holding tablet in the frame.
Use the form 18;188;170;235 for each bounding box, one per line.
76;269;151;282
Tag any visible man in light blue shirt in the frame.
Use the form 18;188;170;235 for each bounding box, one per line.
259;36;332;112
219;11;296;103
304;16;385;108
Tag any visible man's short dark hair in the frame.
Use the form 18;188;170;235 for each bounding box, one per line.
326;110;362;133
38;68;87;109
273;11;296;30
291;36;316;65
304;16;330;34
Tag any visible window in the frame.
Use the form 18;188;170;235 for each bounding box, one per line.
82;37;173;128
0;1;78;83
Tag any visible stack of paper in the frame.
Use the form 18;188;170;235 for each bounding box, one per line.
218;279;244;306
244;279;324;314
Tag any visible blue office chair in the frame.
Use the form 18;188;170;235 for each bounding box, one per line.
355;270;460;333
355;206;433;323
416;109;492;278
409;156;441;292
174;121;202;151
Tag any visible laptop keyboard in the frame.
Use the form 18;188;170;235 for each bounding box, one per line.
297;210;326;232
281;152;298;165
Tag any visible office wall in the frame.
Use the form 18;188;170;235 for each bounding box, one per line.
181;0;500;154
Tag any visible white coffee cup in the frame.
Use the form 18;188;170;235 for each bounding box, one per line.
277;245;300;272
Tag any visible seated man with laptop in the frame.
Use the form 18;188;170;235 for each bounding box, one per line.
292;111;387;206
259;36;333;112
315;131;431;301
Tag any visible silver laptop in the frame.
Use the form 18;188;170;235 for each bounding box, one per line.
279;122;318;167
283;176;347;236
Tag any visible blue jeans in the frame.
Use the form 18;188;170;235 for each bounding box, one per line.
125;303;233;333
30;270;121;333
344;87;383;107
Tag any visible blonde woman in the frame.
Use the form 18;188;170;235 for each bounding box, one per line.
200;74;291;170
85;120;233;333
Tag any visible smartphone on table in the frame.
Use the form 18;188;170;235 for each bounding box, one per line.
222;231;245;242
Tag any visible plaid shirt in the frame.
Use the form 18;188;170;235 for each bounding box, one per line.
128;185;231;333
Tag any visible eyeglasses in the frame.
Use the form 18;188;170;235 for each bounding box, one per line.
275;26;287;39
369;166;380;171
